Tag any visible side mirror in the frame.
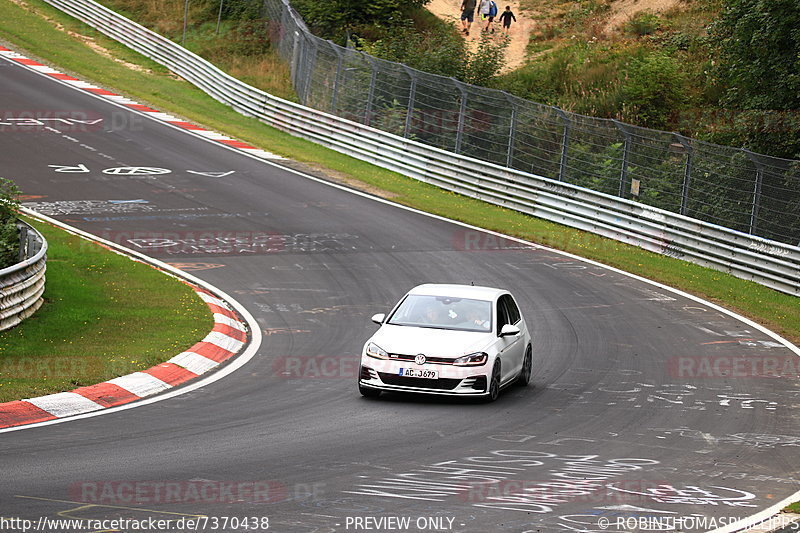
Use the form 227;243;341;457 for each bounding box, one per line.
500;324;520;337
371;313;386;325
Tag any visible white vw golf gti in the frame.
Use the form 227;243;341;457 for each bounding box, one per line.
358;284;532;401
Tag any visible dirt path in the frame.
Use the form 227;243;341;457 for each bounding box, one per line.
425;0;536;73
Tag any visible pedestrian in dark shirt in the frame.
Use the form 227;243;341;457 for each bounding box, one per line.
460;0;477;35
499;5;517;34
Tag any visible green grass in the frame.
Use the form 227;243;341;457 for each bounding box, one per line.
0;0;797;352
784;501;800;514
0;218;212;402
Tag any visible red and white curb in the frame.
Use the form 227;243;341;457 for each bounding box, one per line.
0;46;284;160
0;286;247;429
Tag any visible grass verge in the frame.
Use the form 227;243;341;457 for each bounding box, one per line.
784;501;800;514
0;217;212;402
0;0;797;348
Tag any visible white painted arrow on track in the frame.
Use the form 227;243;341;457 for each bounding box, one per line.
48;164;90;173
187;170;236;178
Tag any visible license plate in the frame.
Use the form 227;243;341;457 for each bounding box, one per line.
399;368;438;379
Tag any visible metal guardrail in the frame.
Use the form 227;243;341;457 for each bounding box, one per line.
40;0;800;296
0;221;47;332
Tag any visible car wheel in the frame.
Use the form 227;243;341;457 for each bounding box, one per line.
485;361;501;402
517;345;532;386
359;383;381;398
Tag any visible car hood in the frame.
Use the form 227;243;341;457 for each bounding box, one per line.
368;324;492;358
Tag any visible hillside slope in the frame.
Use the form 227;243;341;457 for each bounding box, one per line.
427;0;684;73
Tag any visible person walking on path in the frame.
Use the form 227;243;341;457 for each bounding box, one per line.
478;0;492;30
499;5;517;34
484;0;498;33
460;0;477;35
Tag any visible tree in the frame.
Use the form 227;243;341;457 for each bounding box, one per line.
712;0;800;111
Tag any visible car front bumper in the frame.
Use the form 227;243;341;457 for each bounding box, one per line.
359;357;490;396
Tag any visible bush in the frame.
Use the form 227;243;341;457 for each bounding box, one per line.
0;178;20;269
358;22;467;79
648;30;693;51
294;0;430;41
625;12;664;36
621;53;687;129
702;110;800;160
464;34;508;86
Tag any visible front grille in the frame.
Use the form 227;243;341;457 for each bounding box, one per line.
378;372;461;390
388;354;456;365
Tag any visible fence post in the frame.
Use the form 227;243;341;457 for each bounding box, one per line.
505;93;518;168
613;120;631;198
330;42;343;113
364;57;378;126
290;30;300;89
402;66;417;139
744;150;764;235
181;0;189;46
453;80;468;155
301;36;316;105
556;108;571;182
675;134;693;216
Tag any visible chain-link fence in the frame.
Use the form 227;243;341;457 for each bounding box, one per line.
263;0;800;246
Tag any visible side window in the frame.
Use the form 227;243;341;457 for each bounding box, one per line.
504;295;521;324
496;298;510;334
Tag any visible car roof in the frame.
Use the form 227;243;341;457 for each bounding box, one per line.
407;283;508;301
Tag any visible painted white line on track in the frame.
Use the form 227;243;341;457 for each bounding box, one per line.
710;492;800;533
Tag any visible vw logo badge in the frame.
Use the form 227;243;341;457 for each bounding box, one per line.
414;354;427;365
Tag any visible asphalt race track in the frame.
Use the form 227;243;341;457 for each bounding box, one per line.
1;53;799;533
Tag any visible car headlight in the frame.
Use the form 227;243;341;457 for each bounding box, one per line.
365;342;389;359
453;352;488;366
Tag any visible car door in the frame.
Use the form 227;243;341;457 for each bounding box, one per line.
496;295;524;383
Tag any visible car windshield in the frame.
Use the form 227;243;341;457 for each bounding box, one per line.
387;294;492;333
